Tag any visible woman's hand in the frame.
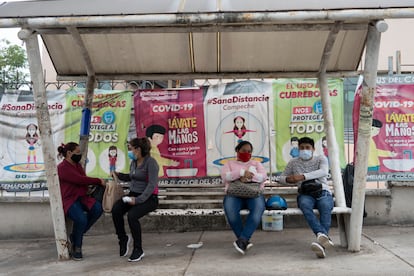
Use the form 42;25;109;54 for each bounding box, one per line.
286;174;305;183
127;197;136;205
242;170;254;182
100;179;106;186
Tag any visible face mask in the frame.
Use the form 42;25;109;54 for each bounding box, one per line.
299;150;313;160
237;152;251;162
71;153;82;163
128;150;137;161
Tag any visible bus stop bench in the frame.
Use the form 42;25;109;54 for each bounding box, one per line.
146;182;351;246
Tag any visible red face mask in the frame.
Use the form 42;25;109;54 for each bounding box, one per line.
237;152;252;162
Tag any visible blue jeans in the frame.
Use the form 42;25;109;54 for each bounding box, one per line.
67;199;103;248
223;195;265;241
297;190;334;236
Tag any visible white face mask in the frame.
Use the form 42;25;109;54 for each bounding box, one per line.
299;150;313;160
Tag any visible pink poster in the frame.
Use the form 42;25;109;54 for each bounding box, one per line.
353;75;414;181
134;89;206;179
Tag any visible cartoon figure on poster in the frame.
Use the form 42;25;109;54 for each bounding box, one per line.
289;136;299;158
224;116;256;141
145;124;180;177
369;118;397;172
108;145;118;173
214;112;268;167
25;123;39;169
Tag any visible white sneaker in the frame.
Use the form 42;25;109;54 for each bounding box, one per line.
317;233;334;248
311;242;326;258
246;242;254;251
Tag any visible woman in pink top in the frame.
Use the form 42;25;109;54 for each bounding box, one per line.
221;140;267;255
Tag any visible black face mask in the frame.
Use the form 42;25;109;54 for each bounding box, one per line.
71;153;82;163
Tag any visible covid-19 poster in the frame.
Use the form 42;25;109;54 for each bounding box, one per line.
273;78;346;172
353;75;414;181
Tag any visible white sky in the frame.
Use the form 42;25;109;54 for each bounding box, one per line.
0;0;29;45
0;28;23;46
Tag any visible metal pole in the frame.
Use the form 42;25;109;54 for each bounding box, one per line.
348;21;385;252
18;28;69;260
317;22;346;208
396;50;401;74
388;56;393;76
1;9;414;28
79;74;95;167
67;26;96;166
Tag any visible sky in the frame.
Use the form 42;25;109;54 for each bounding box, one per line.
1;28;23;46
1;0;29;46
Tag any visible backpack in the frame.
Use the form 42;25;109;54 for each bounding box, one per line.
342;163;367;217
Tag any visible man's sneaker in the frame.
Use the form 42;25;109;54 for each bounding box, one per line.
128;249;145;262
233;239;247;255
311;242;326;258
72;247;83;261
246;242;254;251
119;234;131;257
317;233;334;248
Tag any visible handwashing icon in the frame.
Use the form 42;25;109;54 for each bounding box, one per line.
383;149;414;171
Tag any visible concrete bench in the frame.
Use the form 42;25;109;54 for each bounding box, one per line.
145;182;351;247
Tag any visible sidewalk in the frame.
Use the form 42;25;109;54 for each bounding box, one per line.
1;225;414;275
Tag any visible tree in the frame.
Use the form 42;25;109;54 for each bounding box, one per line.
0;39;29;87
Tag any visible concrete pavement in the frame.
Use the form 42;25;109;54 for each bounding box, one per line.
1;225;414;275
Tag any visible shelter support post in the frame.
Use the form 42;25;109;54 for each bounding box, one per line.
348;21;385;252
67;26;97;167
79;75;96;167
18;29;69;260
317;21;349;247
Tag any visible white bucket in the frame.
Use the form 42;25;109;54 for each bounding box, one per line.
261;212;283;231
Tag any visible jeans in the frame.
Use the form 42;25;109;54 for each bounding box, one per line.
112;194;158;251
67;199;103;248
223;195;265;241
297;190;334;236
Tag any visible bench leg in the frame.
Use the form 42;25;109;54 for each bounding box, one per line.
336;213;350;248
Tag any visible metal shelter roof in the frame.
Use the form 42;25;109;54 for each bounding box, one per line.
1;0;414;80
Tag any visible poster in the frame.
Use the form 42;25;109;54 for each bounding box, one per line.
273;78;346;172
204;80;275;176
134;89;207;181
353;75;414;181
0;90;66;191
65;88;132;178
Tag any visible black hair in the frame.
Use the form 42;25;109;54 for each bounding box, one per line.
298;137;315;148
290;137;299;142
108;145;117;157
129;137;151;157
145;124;166;138
372;119;383;128
57;142;78;158
235;140;253;152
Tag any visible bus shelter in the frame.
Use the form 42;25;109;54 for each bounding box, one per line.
1;0;414;259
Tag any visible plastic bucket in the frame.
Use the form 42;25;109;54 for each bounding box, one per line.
261;212;283;231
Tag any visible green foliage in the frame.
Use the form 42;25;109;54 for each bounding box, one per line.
0;38;29;86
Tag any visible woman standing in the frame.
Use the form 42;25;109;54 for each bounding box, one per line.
111;137;159;262
221;140;267;255
57;142;105;261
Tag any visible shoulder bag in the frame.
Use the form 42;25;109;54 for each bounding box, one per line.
299;179;323;198
102;174;125;212
226;179;262;198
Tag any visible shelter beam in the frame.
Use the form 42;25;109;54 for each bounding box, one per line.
318;21;349;247
67;26;96;166
348;20;385;252
18;28;70;260
1;9;414;28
